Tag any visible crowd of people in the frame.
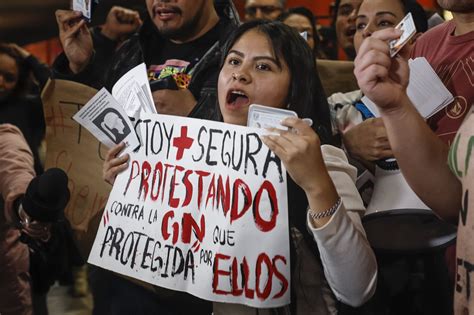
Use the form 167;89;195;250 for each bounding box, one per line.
0;0;473;314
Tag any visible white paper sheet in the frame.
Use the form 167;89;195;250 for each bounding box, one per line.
111;63;157;117
72;87;140;150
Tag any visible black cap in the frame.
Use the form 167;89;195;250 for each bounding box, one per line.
22;168;70;222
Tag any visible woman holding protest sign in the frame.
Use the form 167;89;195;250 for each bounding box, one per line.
104;20;377;314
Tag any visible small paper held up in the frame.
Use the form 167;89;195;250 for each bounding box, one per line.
389;12;416;58
71;0;92;21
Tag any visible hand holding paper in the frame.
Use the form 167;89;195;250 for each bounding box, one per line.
262;117;326;195
389;12;416;58
354;28;409;113
362;57;454;119
55;10;93;73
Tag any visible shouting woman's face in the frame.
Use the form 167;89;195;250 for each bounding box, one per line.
218;29;290;126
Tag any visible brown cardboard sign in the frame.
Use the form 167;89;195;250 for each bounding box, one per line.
41;79;111;257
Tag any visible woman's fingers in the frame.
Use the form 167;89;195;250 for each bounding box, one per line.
56;10;82;32
356;49;392;74
356;64;390;89
265;128;295;149
103;142;129;185
65;19;87;38
105;142;126;161
107;162;129;178
104;164;127;185
108;152;130;168
263;118;320;163
355;28;401;60
279;117;313;136
261;134;287;158
378;149;394;159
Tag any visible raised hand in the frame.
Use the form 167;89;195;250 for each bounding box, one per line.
55;10;93;74
261;117;328;194
354;28;409;114
152;88;197;116
101;6;142;41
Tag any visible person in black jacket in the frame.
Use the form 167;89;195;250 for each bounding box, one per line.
0;43;49;175
53;0;240;122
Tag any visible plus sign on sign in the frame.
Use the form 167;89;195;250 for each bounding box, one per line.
89;113;290;308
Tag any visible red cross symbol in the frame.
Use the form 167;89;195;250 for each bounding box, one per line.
173;126;194;160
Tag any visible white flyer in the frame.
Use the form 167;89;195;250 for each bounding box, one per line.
111;63;157;117
73;87;140;149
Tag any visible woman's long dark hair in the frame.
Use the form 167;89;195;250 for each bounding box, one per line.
0;43;29;99
220;20;333;146
220;21;335;307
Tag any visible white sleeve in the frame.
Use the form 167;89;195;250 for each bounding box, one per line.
307;145;377;307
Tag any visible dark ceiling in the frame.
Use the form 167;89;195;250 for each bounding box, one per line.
1;0;147;45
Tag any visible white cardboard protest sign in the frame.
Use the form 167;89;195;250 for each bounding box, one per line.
88;113;291;308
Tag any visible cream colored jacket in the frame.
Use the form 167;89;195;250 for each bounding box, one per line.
214;145;377;314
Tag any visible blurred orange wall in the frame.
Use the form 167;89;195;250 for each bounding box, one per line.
234;0;437;25
24;0;438;65
24;39;62;65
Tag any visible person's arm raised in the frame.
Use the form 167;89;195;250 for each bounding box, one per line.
354;28;461;221
100;6;142;42
55;10;93;74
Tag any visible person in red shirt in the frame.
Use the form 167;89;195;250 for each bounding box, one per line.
410;8;474;145
353;1;474;313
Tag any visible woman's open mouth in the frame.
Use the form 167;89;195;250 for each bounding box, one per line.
226;90;250;110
